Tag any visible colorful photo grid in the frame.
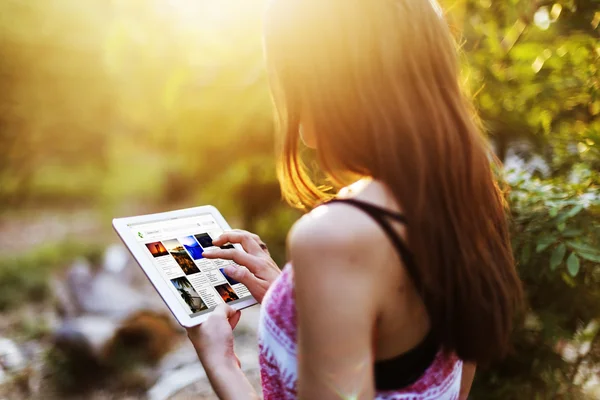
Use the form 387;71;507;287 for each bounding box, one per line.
162;239;201;275
144;230;244;314
170;276;208;313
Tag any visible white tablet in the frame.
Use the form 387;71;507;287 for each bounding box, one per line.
112;205;258;327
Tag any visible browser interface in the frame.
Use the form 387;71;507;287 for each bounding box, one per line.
129;213;252;317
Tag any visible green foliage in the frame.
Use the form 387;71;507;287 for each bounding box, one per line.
0;241;105;310
456;0;600;169
452;2;600;394
471;170;600;399
510;169;600;280
0;0;272;210
17;314;53;341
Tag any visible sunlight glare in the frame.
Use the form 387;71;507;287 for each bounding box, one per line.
550;4;562;22
479;0;491;9
592;12;600;29
532;57;544;73
534;7;551;30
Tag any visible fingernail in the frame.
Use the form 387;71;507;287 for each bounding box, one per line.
224;265;236;275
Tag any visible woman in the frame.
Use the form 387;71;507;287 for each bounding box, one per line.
188;0;523;399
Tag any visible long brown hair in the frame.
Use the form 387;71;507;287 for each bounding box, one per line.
263;0;523;365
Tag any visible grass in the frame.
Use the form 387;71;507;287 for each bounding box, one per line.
0;240;106;310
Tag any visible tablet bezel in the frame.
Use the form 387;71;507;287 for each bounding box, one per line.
112;205;258;328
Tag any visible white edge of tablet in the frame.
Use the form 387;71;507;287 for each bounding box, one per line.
112;205;258;328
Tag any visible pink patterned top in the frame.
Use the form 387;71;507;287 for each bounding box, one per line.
258;264;464;400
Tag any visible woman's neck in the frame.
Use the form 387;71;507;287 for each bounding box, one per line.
337;178;403;214
337;177;373;198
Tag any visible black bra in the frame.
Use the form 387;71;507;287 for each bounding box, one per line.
326;198;438;391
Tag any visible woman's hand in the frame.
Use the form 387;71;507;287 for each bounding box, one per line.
187;304;241;368
187;304;259;400
202;230;281;303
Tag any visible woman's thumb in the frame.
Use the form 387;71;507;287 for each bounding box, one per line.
224;265;250;282
223;265;265;303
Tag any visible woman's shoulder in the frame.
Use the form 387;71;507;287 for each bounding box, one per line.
289;180;402;249
289;201;378;253
288;199;398;277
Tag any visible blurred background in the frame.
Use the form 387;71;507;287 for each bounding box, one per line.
0;0;599;399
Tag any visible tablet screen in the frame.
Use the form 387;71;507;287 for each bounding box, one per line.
128;213;252;317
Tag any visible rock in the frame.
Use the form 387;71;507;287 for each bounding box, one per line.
49;316;118;393
103;311;180;365
48;247;262;398
0;337;26;372
54;254;168;323
51;311;182;393
113;364;161;392
66;260;163;320
53;316;118;360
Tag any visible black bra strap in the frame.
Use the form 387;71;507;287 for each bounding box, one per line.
328;198;408;223
325;198;435;390
325;198;421;290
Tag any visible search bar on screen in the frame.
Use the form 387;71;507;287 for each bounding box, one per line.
163;223;203;233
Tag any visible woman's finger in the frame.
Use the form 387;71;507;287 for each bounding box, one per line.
211;231;263;255
203;248;269;276
212;303;237;319
211;304;241;329
232;229;262;243
232;230;269;253
223;265;267;302
223;264;261;287
229;310;242;330
210;234;229;246
202;248;257;267
230;229;270;255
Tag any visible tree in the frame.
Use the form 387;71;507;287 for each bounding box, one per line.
455;0;599;173
447;1;600;397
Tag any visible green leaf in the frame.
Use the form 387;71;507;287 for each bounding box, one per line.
566;241;600;255
536;236;557;253
566;205;584;218
555;204;585;223
561;228;584;238
549;208;558;217
578;252;600;263
557;222;566;232
550;243;566;270
567;253;580;277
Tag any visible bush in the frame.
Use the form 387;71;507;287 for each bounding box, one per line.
471;168;600;399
